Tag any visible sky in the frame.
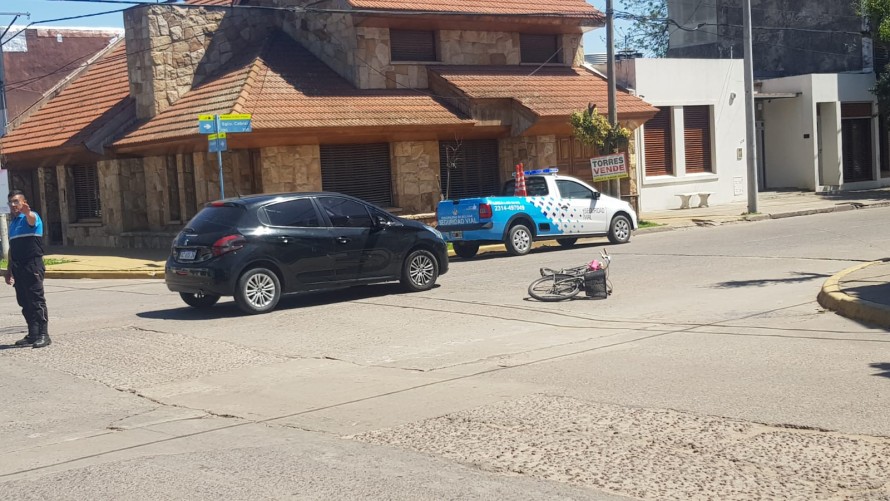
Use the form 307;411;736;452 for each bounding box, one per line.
1;0;633;55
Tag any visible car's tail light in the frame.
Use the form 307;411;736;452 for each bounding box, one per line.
479;203;493;219
212;234;246;256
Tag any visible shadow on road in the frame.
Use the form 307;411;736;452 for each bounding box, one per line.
712;272;829;289
870;363;890;379
136;283;437;320
450;241;614;263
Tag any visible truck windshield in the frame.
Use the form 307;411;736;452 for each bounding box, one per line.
502;176;549;196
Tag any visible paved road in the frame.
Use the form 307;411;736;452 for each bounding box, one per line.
2;208;890;500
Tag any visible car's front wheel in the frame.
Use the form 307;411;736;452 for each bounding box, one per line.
401;249;439;292
179;292;220;309
608;214;632;244
235;267;281;314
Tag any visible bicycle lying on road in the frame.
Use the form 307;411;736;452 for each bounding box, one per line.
527;249;612;302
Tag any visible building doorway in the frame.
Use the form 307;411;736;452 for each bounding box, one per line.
841;103;875;183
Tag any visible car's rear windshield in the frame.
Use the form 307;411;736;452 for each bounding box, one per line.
502;176;549;196
185;206;245;233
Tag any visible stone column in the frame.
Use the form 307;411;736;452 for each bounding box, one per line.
391;141;441;213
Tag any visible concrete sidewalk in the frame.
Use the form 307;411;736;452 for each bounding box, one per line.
4;186;889;327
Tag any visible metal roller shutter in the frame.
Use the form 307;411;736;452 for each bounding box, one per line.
683;105;712;173
70;165;101;220
390;29;437;62
520;34;562;64
439;139;500;199
321;143;393;207
644;107;673;177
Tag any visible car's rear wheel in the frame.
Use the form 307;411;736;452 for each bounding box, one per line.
505;224;533;256
608;214;632;244
401;249;439;292
453;242;480;259
235;267;281;314
179;292;220;309
557;237;578;248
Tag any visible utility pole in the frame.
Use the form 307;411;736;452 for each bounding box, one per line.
742;0;758;213
606;0;620;199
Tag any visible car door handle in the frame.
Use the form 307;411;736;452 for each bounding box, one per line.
559;204;570;210
277;236;294;244
335;236;350;244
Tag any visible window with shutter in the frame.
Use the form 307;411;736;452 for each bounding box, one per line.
166;156;182;222
69;165;101;221
520;34;562;64
390;29;437;62
439;139;500;199
320;143;393;207
643;107;673;177
684;105;713;173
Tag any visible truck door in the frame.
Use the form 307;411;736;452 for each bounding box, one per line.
555;179;608;235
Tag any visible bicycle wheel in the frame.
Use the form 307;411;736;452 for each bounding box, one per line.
528;274;581;302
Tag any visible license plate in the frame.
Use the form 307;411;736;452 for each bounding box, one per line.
450;231;463;240
179;249;197;261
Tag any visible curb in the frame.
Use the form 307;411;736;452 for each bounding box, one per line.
817;260;890;328
45;270;165;280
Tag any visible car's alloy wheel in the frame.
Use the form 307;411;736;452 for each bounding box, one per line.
401;249;439;292
235;268;281;314
608;215;632;244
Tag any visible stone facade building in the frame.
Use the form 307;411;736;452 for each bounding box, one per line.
1;0;656;248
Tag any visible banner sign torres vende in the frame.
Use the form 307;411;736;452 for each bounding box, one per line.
590;152;629;182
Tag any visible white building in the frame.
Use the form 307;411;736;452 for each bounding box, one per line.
614;58;748;212
759;73;886;191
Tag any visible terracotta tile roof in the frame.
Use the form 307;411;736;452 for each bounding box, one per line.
1;40;134;156
349;0;601;18
430;65;657;119
116;33;470;146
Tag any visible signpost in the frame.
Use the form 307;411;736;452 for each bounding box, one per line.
197;113;252;199
590;152;629;183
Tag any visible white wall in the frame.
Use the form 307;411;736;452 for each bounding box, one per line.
618;58;747;212
760;72;885;190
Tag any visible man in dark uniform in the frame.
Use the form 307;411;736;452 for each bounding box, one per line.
4;190;50;348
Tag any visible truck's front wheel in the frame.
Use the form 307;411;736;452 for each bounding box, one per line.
505;224;533;256
453;242;480;259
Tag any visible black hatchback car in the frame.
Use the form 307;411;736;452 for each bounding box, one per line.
165;192;449;314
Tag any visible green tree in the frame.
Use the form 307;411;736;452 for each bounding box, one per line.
620;0;669;57
862;0;890;112
570;104;631;153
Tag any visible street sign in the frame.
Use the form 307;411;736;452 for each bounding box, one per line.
590;153;629;182
208;132;227;153
198;113;252;134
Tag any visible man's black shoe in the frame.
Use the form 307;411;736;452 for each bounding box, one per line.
32;323;51;349
14;324;39;346
31;335;51;348
13;336;33;346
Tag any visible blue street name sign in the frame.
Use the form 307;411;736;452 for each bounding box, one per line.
198;113;252;134
208;132;227;153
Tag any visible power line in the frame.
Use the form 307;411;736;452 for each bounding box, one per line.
1;8;129;47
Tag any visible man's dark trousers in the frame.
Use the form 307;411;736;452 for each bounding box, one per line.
11;257;48;334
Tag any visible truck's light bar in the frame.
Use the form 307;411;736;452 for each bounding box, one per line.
512;168;559;177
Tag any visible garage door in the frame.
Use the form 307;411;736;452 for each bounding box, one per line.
439;139;500;199
320;143;393;207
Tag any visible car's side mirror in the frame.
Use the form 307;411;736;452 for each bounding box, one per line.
373;215;392;230
592;192;601;200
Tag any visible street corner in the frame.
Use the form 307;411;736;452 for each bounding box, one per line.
818;260;890;329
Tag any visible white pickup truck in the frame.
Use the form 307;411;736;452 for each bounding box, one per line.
436;168;638;258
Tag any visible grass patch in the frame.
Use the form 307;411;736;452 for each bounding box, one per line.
638;220;663;229
1;257;72;269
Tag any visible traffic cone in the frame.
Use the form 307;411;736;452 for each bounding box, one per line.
514;163;528;196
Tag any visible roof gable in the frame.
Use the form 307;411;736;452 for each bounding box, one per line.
1;40;134;158
115;32;470;147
